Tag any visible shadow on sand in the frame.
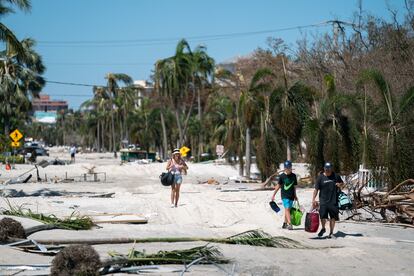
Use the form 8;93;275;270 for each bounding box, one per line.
309;231;363;240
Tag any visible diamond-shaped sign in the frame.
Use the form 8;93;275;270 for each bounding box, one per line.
11;141;21;147
180;146;190;157
10;129;23;142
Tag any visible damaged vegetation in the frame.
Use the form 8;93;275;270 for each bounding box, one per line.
1;200;94;231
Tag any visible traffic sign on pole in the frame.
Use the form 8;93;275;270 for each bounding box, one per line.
216;145;224;156
180;146;190;157
10;129;23;142
11;141;20;147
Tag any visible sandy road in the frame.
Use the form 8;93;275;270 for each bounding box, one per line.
0;151;413;275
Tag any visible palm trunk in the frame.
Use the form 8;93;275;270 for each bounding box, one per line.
286;138;292;161
197;84;203;161
101;120;105;152
160;111;168;160
238;148;244;177
97;120;101;152
124;106;128;143
174;109;184;147
111;108;116;153
245;127;251;179
362;86;368;168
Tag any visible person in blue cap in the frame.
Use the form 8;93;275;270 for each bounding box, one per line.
312;162;344;238
271;160;298;230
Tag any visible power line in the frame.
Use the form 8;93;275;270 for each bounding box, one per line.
36;22;330;48
46;62;153;66
46;80;103;87
46;94;92;97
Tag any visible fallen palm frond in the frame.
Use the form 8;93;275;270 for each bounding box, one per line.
33;230;309;249
1;200;94;231
106;245;228;267
222;229;305;248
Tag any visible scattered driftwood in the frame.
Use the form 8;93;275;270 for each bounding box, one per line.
352;179;414;224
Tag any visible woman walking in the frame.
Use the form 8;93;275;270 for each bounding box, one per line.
166;149;188;207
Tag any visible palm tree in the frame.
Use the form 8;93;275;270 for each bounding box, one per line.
239;73;265;179
155;39;198;147
191;45;215;159
153;77;169;159
213;68;245;176
0;38;45;135
304;75;361;178
358;69;414;184
104;73;133;153
115;85;136;144
0;0;31;61
80;86;111;151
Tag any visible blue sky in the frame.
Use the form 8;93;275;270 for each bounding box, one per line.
3;0;407;108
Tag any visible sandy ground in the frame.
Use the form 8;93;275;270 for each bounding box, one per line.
0;150;413;276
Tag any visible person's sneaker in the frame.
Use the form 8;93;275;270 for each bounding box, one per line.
318;228;326;237
287;224;293;230
327;232;335;239
282;222;288;229
171;204;175;208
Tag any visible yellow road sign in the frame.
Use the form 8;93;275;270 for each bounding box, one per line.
10;129;23;142
11;141;20;147
180;146;190;157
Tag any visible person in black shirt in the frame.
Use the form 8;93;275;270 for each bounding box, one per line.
312;162;344;238
271;160;298;230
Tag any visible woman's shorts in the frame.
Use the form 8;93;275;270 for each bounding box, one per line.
282;198;294;209
173;174;183;185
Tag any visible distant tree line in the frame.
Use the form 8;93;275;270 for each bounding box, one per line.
2;0;413;185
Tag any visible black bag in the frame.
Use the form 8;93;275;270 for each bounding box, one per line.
160;172;174;186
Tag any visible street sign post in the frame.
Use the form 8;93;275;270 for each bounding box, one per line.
10;129;23;142
11;141;20;148
180;146;190;157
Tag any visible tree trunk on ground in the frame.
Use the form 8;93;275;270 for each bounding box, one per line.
160;111;168;160
245;127;251;179
286;138;292;161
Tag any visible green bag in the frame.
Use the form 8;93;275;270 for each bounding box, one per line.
290;201;303;226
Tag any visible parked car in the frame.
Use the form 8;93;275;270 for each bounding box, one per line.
19;146;49;157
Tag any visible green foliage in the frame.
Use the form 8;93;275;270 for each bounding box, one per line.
358;69;414;185
304;75;360;178
0;155;24;164
256;129;284;180
109;245;228;266
1;200;94;230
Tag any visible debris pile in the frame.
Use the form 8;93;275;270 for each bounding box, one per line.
51;245;101;276
353;179;414;224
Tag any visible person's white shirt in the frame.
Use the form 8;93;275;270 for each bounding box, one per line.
70;146;76;155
